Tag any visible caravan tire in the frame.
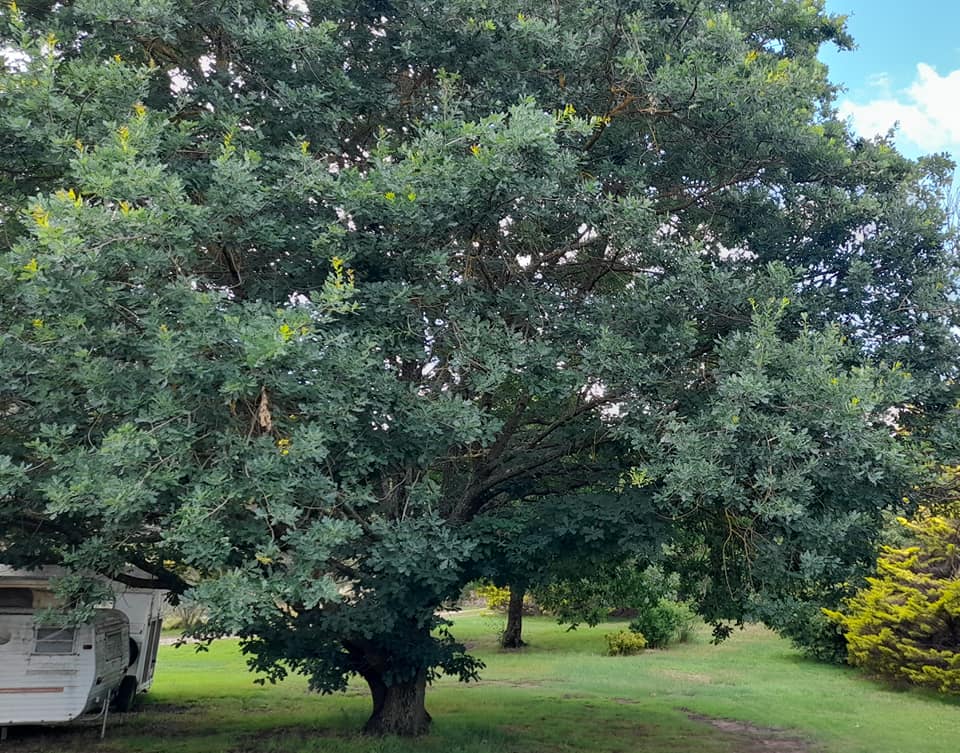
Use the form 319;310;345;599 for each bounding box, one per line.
113;676;139;712
128;637;140;668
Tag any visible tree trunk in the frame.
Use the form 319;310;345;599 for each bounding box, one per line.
500;585;527;649
362;670;431;736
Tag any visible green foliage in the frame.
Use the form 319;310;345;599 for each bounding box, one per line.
534;564;668;627
825;516;960;693
768;604;849;664
604;629;647;656
759;510;930;664
534;563;694;649
629;600;697;649
1;0;958;734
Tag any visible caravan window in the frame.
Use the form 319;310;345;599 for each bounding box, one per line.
34;626;77;654
0;588;33;608
104;630;123;660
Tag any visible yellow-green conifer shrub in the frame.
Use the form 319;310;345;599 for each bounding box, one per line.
825;517;960;693
475;583;512;612
605;630;647;656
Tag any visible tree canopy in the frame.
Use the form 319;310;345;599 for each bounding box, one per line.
1;0;958;736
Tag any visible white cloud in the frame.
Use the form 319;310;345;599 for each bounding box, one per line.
838;63;960;153
866;71;892;96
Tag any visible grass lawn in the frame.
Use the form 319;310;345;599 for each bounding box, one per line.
7;614;960;752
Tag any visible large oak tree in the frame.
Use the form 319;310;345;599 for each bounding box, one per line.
2;0;958;735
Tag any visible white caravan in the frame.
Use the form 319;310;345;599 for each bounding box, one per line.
0;566;164;730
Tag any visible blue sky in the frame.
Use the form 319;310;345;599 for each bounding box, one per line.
821;0;960;162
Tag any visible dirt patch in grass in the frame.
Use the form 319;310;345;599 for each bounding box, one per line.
138;702;193;713
658;669;714;684
682;709;816;753
466;679;543;688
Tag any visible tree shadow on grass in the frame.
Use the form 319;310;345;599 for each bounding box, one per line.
776;651;960;709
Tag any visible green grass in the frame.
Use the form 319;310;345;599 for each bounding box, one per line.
8;615;960;752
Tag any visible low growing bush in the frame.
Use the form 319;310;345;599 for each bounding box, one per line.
773;603;848;664
629;599;697;648
605;630;647;656
475;582;540;615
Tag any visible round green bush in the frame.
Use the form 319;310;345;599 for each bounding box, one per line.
629;600;696;648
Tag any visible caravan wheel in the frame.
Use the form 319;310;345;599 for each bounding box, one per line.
113;676;139;712
128;637;140;667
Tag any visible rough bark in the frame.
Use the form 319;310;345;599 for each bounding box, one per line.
362;670;431;736
500;586;527;649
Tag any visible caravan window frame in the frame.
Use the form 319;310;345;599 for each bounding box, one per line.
33;625;78;655
103;630;123;660
0;588;33;609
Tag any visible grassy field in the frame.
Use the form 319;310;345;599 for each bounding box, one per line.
8;613;960;752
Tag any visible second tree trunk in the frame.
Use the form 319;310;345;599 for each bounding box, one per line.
500;585;527;649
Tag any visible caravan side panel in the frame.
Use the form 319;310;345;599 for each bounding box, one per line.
0;613;96;725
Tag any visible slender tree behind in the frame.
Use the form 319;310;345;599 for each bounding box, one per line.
500;585;528;649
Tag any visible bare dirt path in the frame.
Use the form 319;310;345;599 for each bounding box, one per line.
683;709;817;753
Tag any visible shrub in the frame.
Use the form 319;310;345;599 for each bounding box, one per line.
534;564;682;628
773;603;849;664
474;583;540;615
824;516;960;693
672;603;699;644
475;583;512;611
771;511;927;664
605;630;647;656
629;599;697;648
